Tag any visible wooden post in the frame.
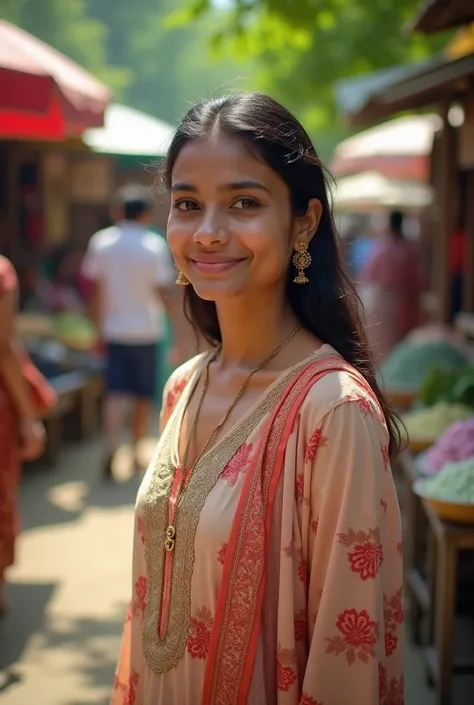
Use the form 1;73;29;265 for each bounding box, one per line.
437;103;457;322
464;170;474;312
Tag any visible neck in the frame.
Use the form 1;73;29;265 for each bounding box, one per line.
215;288;299;369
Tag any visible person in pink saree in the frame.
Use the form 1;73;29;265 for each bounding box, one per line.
361;211;424;363
111;93;404;705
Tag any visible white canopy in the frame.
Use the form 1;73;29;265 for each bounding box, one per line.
333;113;442;160
332;171;434;212
83;103;175;157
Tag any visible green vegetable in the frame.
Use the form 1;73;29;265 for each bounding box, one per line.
417;458;474;503
380;340;470;391
402;403;473;441
420;365;474;409
53;313;97;351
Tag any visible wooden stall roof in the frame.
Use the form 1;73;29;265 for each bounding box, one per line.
347;51;474;127
411;0;474;34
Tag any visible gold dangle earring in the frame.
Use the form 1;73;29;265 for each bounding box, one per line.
292;241;311;284
175;269;189;286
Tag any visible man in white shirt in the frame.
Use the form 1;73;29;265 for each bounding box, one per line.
82;184;176;479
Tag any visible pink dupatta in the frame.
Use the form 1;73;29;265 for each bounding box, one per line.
202;354;381;704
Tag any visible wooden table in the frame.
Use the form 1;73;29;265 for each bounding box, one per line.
38;371;88;465
400;450;474;704
422;502;474;704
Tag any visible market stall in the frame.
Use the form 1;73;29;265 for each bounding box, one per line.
16;312;104;465
380;318;474;705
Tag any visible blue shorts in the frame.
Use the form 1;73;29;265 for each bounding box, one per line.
106;342;157;399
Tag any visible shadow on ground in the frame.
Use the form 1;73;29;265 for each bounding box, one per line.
0;594;127;703
20;436;152;533
40;603;127;702
0;582;56;691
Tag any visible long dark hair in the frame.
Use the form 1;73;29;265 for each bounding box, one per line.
162;92;402;460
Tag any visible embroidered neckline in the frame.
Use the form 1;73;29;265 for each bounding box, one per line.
141;348;337;674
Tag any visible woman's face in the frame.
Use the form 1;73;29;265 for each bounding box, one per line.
167;135;317;302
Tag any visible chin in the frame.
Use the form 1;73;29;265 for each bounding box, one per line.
190;279;247;302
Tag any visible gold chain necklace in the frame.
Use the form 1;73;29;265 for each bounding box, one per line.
163;323;302;552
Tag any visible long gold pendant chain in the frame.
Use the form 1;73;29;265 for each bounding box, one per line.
163;323;302;552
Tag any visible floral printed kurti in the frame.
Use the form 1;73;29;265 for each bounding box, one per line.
112;345;404;705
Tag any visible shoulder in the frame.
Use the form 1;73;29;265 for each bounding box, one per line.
141;232;169;255
161;353;206;415
299;368;388;438
88;226;119;251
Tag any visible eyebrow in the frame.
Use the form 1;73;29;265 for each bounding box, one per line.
171;180;271;194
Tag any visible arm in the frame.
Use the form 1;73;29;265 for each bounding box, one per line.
0;273;36;421
0;261;46;459
88;279;102;333
81;237;102;333
298;397;403;704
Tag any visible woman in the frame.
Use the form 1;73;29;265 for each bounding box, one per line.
361;211;424;362
0;255;55;615
112;93;404;705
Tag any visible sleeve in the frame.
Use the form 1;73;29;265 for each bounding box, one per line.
81;237;102;281
158;357;200;433
298;398;404;705
153;239;175;287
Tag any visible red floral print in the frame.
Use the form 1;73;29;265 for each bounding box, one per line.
295;608;307;642
296;473;305;503
217;543;227;565
385;632;398;656
396;541;403;557
298;557;308;584
379;663;387;699
283;541;294;558
124;669;140;705
221;443;253;486
300;695;323;705
277;646;297;691
345;391;374;417
383;588;403;662
381;444;390;470
136;515;145;544
165;377;187;413
337;527;384;581
133;576;147;618
382;675;404;705
384;588;404;632
311;518;319;535
187;606;213;660
304;426;328;463
326;608;378;665
380;498;387;517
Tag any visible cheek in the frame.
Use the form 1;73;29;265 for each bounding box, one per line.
166;217;191;262
240;221;292;276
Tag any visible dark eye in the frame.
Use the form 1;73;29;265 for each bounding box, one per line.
232;197;259;209
174;199;199;211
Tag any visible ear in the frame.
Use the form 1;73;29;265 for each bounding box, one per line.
292;199;323;247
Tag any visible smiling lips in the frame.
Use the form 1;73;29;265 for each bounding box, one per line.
190;254;245;274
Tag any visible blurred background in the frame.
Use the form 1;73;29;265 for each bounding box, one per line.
1;0;474;704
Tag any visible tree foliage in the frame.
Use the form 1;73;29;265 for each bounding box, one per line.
176;0;448;154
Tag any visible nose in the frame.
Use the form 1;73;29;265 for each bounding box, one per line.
193;209;229;246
